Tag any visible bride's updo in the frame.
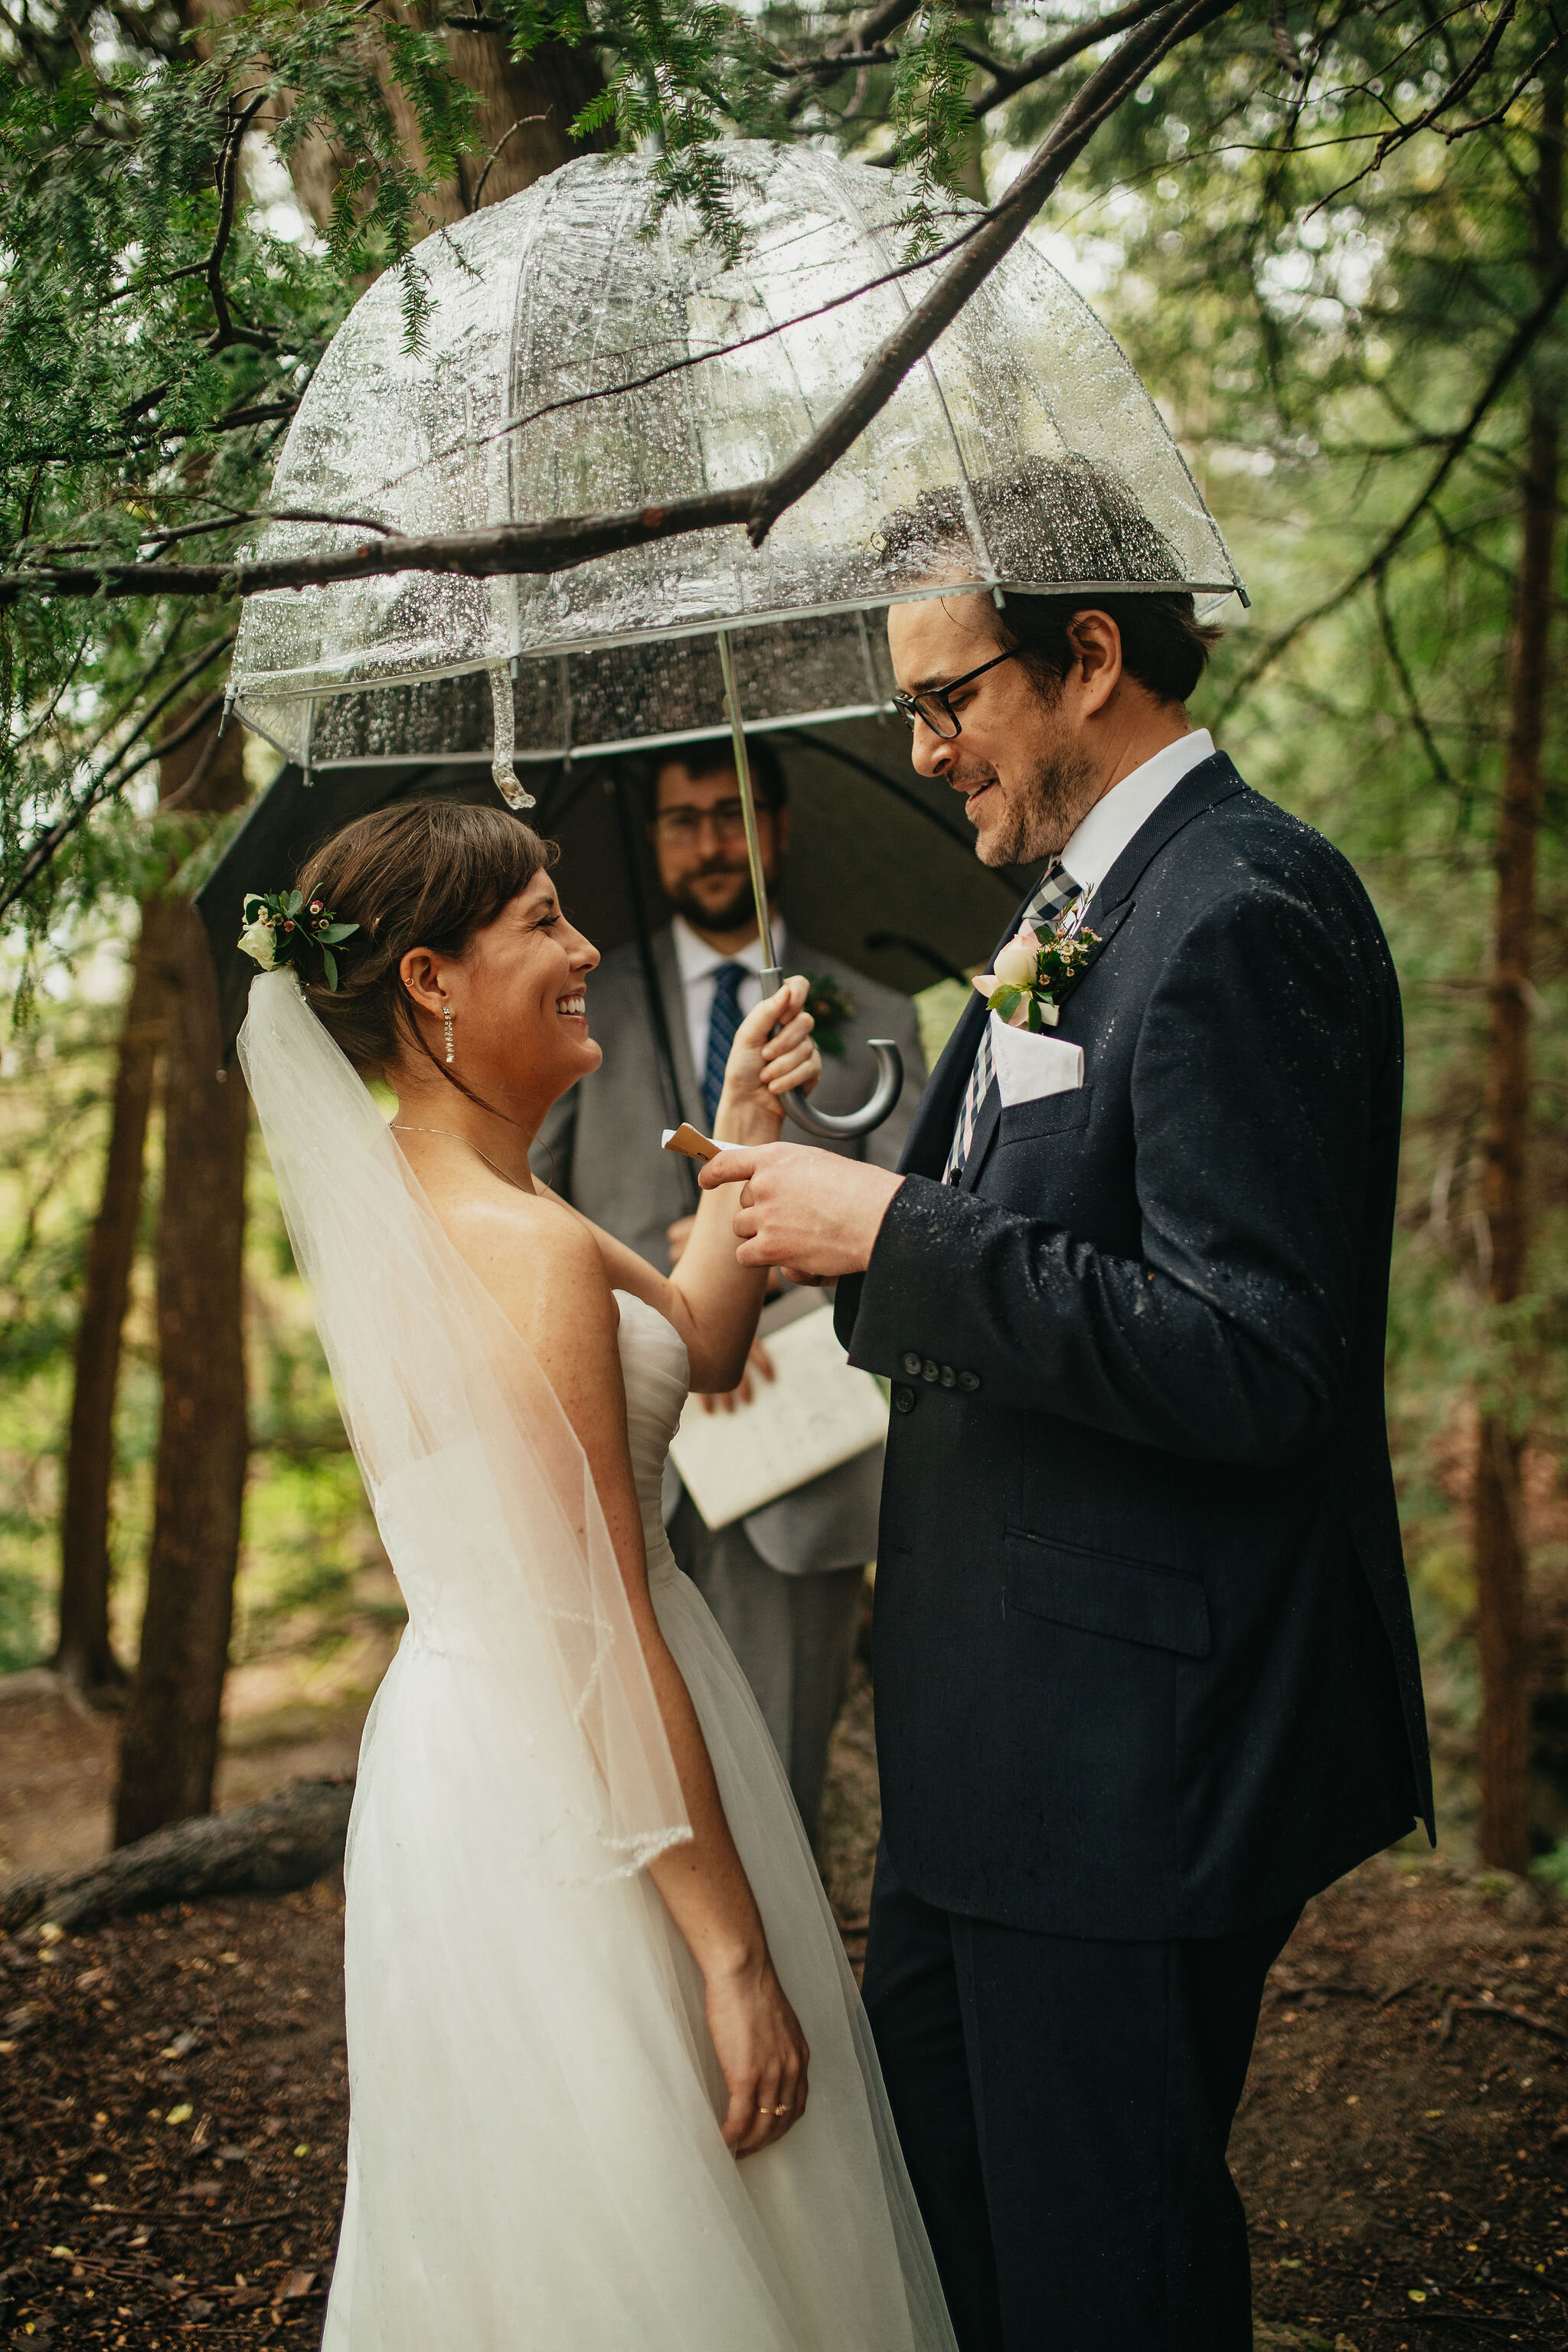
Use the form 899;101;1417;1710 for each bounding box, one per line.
293;801;555;1077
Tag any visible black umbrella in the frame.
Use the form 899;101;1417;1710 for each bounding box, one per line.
196;717;1031;1109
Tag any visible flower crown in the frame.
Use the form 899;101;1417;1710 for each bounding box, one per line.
238;890;360;991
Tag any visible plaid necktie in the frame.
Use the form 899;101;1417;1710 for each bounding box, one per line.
702;962;748;1129
945;863;1083;1184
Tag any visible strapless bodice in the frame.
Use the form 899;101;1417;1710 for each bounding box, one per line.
614;1290;691;1586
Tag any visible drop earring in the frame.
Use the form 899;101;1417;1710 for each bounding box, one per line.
443;1004;455;1066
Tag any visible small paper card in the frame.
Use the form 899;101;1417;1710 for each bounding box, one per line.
662;1123;720;1163
668;1304;888;1530
989;1013;1084;1107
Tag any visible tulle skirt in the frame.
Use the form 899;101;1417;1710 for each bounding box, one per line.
322;1563;955;2351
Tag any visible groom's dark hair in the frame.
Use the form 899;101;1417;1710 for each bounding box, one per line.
877;456;1223;707
294;802;554;1102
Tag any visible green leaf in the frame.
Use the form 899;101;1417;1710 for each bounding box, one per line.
320;947;338;991
315;923;357;943
988;985;1021;1021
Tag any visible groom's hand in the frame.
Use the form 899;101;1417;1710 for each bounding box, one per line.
699;1143;903;1282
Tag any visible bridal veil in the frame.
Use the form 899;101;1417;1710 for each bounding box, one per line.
239;966;689;1883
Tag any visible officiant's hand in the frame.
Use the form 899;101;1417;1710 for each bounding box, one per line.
699;1143;903;1282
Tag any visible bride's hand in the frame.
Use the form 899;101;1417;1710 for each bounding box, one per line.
704;1949;811;2155
715;977;820;1144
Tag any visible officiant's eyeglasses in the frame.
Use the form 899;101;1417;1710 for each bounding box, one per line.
651;799;758;844
891;649;1018;740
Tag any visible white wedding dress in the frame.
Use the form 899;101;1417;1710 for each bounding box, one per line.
237;974;953;2352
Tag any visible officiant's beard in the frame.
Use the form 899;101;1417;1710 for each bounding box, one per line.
665;864;761;936
962;714;1098;868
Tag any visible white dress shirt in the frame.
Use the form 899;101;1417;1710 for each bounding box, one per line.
1058;729;1215;903
671;913;788;1090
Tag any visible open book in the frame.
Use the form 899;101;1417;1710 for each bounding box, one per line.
668;1302;889;1531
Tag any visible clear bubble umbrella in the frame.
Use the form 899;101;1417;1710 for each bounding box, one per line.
230;140;1243;1132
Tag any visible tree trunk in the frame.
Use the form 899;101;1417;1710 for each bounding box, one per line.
1473;72;1563;1873
393;25;607;219
113;714;252;1847
192;5;604;236
52;897;176;1697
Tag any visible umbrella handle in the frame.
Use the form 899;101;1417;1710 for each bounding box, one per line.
783;1037;904;1138
719;629;901;1135
759;961;903;1136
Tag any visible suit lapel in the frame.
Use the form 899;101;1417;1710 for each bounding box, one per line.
900;988;985;1176
1089;751;1245;920
901;877;1062;1179
958;1085;1001;1194
915;758;1246;1191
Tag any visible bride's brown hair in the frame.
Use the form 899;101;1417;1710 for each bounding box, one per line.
293;802;556;1088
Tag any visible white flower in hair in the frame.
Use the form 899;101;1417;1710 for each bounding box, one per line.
237;913;277;971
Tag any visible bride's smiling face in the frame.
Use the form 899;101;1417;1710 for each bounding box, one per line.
400;871;602;1109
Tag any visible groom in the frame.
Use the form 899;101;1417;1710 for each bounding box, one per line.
700;541;1432;2349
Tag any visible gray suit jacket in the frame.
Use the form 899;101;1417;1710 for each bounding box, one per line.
534;926;926;1576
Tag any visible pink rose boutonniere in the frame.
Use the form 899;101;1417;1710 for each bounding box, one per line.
974;917;1101;1032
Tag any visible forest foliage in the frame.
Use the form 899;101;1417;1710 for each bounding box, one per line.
1;1;1564;1852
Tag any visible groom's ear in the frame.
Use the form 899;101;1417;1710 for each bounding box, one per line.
399;946;446;1014
1063;610;1124;716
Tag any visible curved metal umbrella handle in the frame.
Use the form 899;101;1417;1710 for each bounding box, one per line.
782;1037;903;1139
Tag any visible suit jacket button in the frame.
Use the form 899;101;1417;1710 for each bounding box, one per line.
892;1383;916;1414
901;1351;922;1377
957;1370;980;1392
922;1358;939;1383
939;1364;956;1388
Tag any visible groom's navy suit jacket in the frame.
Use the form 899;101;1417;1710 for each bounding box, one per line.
835;753;1433;1942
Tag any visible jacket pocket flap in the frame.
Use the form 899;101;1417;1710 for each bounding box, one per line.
1003;1529;1210;1658
998;1085;1093;1146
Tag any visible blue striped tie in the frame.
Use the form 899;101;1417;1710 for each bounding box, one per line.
946;864;1083;1184
703;963;748;1130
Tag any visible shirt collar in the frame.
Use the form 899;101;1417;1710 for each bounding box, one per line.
1059;730;1215;900
671;913;785;985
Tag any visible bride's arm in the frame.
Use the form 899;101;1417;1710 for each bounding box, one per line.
475;1207;810;2154
540;978;819;1391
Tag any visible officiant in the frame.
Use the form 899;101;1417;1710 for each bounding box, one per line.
532;736;925;1849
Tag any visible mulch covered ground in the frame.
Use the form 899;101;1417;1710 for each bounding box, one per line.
3;1849;1567;2349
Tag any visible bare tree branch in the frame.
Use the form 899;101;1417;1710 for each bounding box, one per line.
0;2;1236;617
1374;566;1455;792
969;0;1174;122
750;0;1240;544
4;684;230;914
1214;249;1568;722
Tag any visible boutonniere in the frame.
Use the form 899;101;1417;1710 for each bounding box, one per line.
973;920;1101;1032
238;889;360;991
804;973;855;1058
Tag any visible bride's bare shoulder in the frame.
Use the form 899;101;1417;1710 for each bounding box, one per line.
434;1174;616;1354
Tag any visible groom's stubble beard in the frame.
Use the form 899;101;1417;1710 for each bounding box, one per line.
967;674;1099;867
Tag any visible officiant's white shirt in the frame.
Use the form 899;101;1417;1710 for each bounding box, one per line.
672;913;789;1085
1058;729;1215;902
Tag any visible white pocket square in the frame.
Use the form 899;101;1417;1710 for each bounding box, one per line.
990;1013;1085;1107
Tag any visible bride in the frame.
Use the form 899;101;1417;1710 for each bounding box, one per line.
237;799;955;2351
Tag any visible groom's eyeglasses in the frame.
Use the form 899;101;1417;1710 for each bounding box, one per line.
891;648;1017;740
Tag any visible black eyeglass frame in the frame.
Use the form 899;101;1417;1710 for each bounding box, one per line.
890;648;1018;739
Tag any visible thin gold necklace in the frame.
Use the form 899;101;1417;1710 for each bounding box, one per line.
390;1124;534;1194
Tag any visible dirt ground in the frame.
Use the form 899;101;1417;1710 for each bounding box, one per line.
4;1665;1568;2350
